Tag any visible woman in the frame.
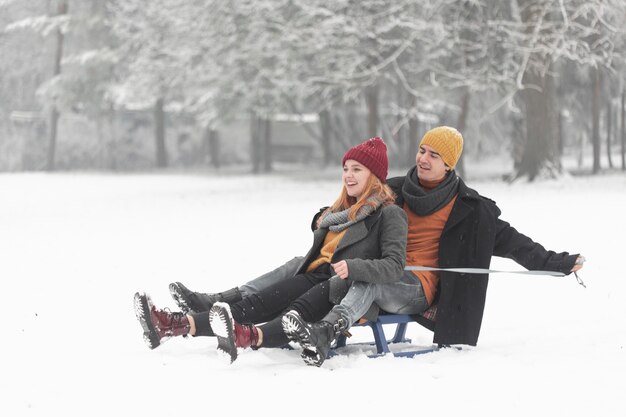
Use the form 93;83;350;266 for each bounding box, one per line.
133;137;408;363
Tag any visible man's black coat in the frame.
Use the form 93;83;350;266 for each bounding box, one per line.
387;175;577;346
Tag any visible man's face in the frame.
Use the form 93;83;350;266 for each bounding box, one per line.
416;144;448;182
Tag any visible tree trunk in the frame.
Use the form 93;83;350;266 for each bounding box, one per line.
107;107;117;170
250;113;261;173
96;108;115;169
455;89;470;178
516;70;560;181
557;109;564;157
406;94;419;167
510;113;524;173
591;68;602;174
394;85;406;168
95;110;103;167
203;126;220;169
154;97;168;168
577;132;584;169
621;87;626;171
319;109;332;167
408;117;419;167
365;84;379;138
46;0;68;171
346;103;362;147
262;117;272;172
607;98;613;168
47;108;59;171
514;1;564;181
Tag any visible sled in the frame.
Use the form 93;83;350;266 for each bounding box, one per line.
329;310;441;358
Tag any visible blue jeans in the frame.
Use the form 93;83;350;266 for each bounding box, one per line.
329;270;429;330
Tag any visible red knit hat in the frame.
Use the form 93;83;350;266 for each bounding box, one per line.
342;137;388;183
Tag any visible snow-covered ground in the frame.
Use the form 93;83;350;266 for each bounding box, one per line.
2;169;624;416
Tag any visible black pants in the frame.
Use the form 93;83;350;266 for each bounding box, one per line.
230;264;333;324
230;264;336;348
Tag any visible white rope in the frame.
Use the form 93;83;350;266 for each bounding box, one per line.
404;265;566;277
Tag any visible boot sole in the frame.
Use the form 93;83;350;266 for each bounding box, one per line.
133;292;160;349
209;302;237;363
169;282;193;313
281;312;325;366
301;347;324;367
281;311;312;347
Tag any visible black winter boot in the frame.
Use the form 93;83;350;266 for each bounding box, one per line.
282;310;346;367
169;282;242;313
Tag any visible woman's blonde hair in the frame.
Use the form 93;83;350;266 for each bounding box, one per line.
328;173;396;220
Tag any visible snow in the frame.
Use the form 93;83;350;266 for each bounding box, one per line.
2;169;625;416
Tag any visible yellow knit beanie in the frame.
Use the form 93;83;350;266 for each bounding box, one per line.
419;126;464;169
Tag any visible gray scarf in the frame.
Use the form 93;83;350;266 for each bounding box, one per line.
318;196;383;232
401;166;459;216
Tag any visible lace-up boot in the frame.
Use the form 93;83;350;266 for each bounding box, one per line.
282;310;346;367
209;302;259;363
134;292;190;349
169;282;242;313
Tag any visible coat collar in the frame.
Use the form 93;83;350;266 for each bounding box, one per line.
443;178;479;232
313;207;381;253
336;219;369;251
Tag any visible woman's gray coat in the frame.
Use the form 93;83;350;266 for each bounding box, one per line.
297;204;408;302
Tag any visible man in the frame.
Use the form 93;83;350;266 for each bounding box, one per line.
172;126;584;366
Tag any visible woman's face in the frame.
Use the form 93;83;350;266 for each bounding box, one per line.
343;159;372;198
416;144;448;182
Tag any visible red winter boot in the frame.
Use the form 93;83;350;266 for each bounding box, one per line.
209;302;259;363
134;292;190;349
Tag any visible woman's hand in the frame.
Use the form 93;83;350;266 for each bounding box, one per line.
331;260;349;279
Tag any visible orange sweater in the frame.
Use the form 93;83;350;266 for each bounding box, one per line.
404;185;456;305
306;229;348;273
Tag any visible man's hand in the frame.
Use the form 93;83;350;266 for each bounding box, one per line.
331;260;349;279
571;255;586;273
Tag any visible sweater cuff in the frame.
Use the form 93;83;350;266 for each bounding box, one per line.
561;254;579;275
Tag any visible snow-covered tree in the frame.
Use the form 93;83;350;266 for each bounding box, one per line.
3;0;71;170
0;2;50;170
3;0;625;175
507;0;622;180
108;0;206;168
395;0;624;180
